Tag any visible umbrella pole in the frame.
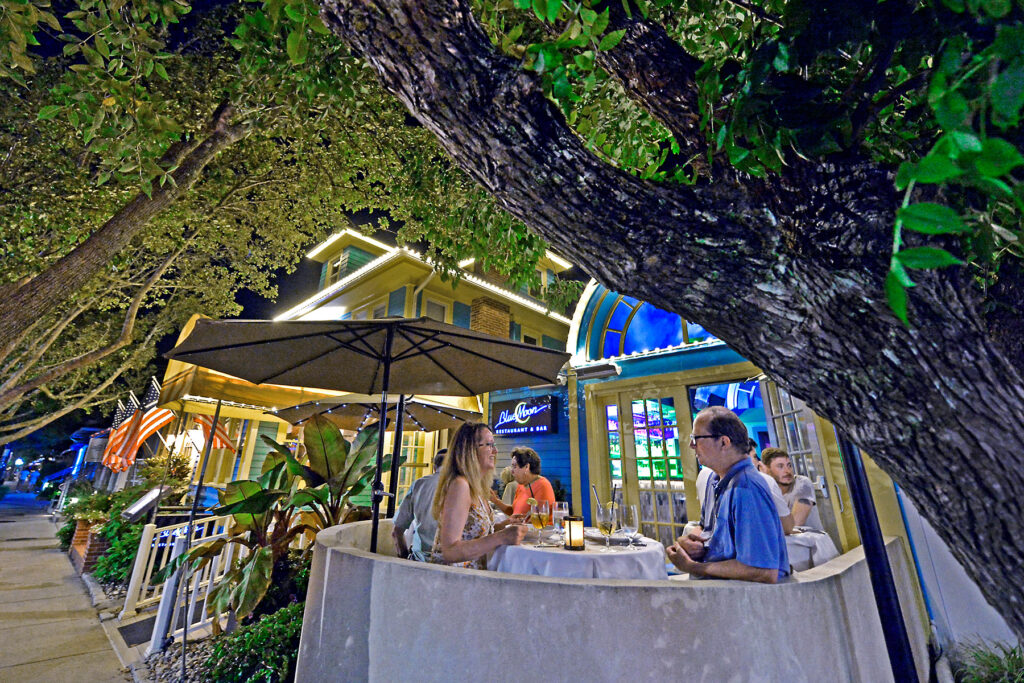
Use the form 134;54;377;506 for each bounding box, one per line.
385;394;406;517
370;326;395;554
181;399;221;680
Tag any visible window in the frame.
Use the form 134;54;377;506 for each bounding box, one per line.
352;308;368;320
327;258;343;285
425;299;447;322
372;304;386;319
523;334;538;346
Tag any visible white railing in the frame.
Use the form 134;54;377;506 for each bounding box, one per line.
120;515;231;619
128;513;316;653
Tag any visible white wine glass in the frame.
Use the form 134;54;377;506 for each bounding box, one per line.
594;504;615;552
529;501;550;547
619;504;639;549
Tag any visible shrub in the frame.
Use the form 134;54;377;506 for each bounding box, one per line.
57;518;76;551
953;642;1024;683
203;602;305;683
93;518;144;583
0;485;8;502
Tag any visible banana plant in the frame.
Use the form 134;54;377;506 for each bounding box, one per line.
152;417;399;623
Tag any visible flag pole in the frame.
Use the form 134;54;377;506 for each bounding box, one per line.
181;400;222;680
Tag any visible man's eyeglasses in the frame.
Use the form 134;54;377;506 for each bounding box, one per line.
689;434;720;445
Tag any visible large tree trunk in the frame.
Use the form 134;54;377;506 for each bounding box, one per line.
0;105;247;346
322;0;1024;639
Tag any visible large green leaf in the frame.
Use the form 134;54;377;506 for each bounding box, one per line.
219;480;269;531
213;489;286;516
233;546;274;619
897;203;970;235
304;414;349;482
334;427;380;494
151;538;226;585
895;247;963;269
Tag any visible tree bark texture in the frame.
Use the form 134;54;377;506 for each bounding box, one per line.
322;0;1024;638
0;108;247;348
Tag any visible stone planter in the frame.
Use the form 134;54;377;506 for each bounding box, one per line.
69;520;110;574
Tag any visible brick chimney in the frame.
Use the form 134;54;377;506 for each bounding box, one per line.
470;297;510;338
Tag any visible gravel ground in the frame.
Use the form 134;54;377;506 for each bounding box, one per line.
100;579;128;602
144;639;217;683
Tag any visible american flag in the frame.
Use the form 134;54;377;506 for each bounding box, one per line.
194;414;237;453
101;379;175;472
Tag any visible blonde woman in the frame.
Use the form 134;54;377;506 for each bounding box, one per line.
431;422;528;569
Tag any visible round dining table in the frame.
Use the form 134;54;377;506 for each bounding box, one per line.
488;534;669;580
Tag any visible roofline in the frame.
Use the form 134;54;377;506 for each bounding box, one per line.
277;247;573;325
306;228;394;260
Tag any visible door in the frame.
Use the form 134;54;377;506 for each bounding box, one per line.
614;394;687;547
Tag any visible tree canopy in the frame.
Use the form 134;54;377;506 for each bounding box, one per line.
0;0;571;441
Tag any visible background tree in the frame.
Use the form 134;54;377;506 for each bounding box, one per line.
1;0;572;438
317;0;1024;639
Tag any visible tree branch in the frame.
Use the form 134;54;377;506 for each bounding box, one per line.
0;103;249;344
0;242;185;411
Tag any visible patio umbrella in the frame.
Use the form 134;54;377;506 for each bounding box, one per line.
166;317;570;551
267;394;482;432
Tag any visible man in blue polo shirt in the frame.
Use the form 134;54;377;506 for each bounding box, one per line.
667;406;789;583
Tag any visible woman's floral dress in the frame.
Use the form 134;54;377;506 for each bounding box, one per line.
431;495;494;569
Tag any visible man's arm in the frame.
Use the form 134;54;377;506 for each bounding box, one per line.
666;545;777;583
790;478;816;526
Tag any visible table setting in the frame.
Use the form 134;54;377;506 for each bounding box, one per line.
488;500;668;580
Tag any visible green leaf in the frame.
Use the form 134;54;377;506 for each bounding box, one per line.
287;30;308;65
950;130;983;153
37;105;61;120
545;0;561;22
975;137;1024;177
153;62;168;80
218;480;267;530
890;257;916;288
885;270;910;326
895;247;963;269
898;203;970;234
980;0;1011;17
232;546;273;619
991;61;1024;121
303;414;349;481
213;489;285;516
933;91;968;130
597;29;625;51
913;153;964;184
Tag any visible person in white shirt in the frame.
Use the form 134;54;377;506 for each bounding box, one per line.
762;447;823;531
392;449;447;560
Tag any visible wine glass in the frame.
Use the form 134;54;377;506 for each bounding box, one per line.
619;504;639;549
594;504;616;552
552;501;569;542
529;501;550;546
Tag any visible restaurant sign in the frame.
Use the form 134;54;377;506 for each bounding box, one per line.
492;395;557;435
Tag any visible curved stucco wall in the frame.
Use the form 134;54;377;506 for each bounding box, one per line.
296;521;928;682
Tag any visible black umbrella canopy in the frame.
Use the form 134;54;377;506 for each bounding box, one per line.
164;317;570;396
268;395;482;432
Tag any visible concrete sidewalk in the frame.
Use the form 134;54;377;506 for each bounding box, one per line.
0;490;128;682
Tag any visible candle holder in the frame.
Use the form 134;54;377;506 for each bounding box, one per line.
564;516;585;551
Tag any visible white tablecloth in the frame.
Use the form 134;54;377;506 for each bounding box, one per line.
785;530;840;571
488;536;668;580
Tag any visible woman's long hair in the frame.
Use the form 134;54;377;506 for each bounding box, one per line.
431;421;492;520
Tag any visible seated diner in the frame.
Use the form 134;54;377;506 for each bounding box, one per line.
431;421;528;569
489;446;556;516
